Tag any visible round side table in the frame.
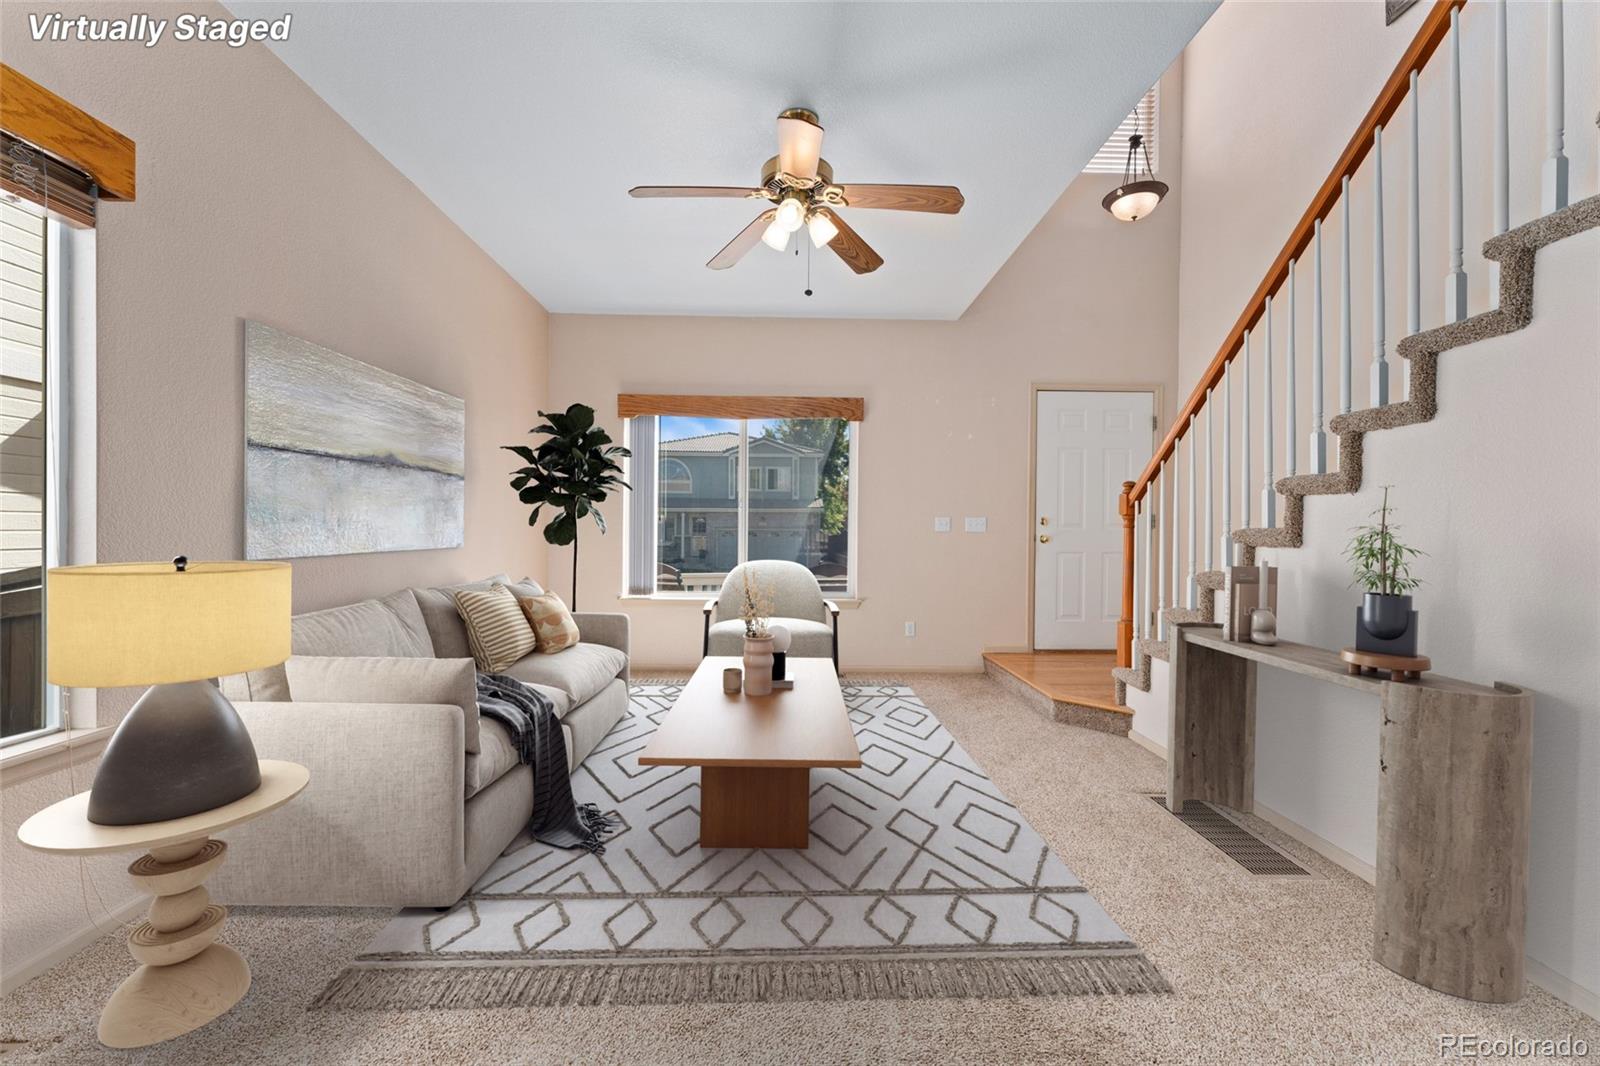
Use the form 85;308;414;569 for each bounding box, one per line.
17;759;308;1049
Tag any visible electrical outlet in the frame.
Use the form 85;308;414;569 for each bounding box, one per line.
964;516;987;533
933;516;951;533
904;622;916;637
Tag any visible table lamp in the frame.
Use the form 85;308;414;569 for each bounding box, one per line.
47;557;291;826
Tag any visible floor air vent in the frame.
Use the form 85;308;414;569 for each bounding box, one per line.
1151;797;1312;876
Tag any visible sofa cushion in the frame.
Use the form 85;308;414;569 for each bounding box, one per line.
707;617;834;659
455;585;537;672
411;575;545;658
220;588;434;702
465;717;522;798
284;655;482;754
502;643;627;709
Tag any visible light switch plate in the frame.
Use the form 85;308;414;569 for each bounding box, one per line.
904;622;916;637
964;516;987;533
933;516;951;533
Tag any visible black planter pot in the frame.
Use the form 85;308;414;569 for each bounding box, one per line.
1361;593;1413;640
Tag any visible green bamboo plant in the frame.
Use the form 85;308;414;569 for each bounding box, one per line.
1344;485;1424;596
504;404;629;609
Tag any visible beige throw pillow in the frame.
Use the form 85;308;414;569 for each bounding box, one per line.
454;585;537;673
518;592;581;654
284;656;482;753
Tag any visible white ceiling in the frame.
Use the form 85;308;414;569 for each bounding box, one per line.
227;2;1215;320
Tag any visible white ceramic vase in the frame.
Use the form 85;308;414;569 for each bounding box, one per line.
1249;607;1279;646
742;636;775;695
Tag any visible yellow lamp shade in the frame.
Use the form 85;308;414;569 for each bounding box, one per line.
47;561;291;687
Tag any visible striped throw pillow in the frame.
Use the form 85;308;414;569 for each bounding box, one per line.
517;592;581;655
453;585;536;673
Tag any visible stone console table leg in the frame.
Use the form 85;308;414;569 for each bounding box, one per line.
98;837;250;1048
1374;682;1533;1003
1168;625;1257;813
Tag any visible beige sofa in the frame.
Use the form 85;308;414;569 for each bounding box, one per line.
208;575;629;908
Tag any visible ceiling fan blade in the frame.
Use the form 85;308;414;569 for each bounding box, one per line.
707;210;777;270
837;184;964;214
818;209;883;275
776;110;824;181
629;186;764;199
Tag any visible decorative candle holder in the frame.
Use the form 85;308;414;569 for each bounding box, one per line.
722;667;742;694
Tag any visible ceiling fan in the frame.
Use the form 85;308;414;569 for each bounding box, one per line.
629;108;964;276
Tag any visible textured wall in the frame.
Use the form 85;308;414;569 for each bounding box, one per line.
1;0;548;984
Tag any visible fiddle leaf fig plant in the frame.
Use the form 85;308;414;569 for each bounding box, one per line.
1344;485;1424;596
504;403;629;609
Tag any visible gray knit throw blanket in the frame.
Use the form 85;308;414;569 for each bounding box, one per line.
475;673;620;853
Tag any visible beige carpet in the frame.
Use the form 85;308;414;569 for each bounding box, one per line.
2;672;1594;1065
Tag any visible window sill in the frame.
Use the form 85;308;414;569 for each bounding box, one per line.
619;595;864;610
0;726;114;787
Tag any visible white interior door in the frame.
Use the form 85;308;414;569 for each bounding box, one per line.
1033;390;1154;649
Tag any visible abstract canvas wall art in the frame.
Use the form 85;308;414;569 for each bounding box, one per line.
245;321;464;559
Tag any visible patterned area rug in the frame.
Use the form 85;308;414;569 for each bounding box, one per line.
314;681;1167;1007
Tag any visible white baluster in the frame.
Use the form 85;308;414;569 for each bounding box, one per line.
1186;416;1197;609
1170;442;1181;626
1204;392;1214;573
1311;218;1328;473
1139;500;1151;642
1543;0;1569;213
1407;71;1420;401
1340;178;1353;418
1242;328;1252;530
1490;0;1509;306
1262;295;1277;527
1286;259;1297;475
1155;465;1166;640
1372;125;1390;407
1221;359;1234;566
1445;6;1468;322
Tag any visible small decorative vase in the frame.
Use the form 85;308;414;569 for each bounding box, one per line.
1361;593;1413;640
1249;607;1278;646
768;623;792;681
722;667;742;694
742;636;775;696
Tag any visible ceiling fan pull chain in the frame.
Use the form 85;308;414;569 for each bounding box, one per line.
805;239;814;297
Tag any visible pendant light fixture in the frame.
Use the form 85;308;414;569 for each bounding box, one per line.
1101;133;1168;222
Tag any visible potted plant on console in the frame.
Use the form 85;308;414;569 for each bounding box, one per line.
1345;485;1424;657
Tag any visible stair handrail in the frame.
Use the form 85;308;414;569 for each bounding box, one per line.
1116;0;1466;667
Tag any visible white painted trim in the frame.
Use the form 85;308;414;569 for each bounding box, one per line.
0;726;113;785
0;893;144;996
1525;957;1600;1022
1127;729;1166;760
1253;801;1376;884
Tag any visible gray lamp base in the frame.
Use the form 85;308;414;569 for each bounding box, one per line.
88;681;262;826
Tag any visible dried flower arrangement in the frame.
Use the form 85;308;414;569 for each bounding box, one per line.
739;570;774;639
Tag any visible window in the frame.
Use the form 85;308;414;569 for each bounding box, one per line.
627;414;857;596
1;201;65;744
1082;85;1159;175
660;457;692;494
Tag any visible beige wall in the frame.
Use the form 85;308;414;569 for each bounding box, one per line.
549;67;1185;671
1;2;548;984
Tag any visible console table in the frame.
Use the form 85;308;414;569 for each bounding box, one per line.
1167;623;1532;1003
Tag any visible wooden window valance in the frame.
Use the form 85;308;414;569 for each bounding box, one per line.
617;394;864;421
1;64;136;227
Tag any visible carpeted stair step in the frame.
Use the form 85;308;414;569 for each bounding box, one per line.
1138;636;1169;663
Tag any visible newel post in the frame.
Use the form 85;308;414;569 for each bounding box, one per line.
1118;481;1136;668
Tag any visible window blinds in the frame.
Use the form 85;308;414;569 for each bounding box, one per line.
626;417;658;596
1;133;96;228
1082;86;1159;176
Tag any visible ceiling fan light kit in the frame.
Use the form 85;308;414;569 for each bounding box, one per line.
1101;133;1169;222
628;108;964;277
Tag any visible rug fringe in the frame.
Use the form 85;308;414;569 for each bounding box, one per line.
311;953;1171;1010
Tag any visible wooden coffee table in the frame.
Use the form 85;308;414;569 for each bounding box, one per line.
639;656;861;848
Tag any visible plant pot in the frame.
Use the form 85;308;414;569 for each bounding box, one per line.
1361;593;1413;640
742;637;775;696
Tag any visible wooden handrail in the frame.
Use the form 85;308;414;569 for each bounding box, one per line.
1126;0;1465;506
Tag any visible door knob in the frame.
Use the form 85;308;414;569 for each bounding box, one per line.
1039;534;1051;544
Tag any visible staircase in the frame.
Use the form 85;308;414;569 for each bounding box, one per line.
1110;0;1598;707
1116;195;1600;704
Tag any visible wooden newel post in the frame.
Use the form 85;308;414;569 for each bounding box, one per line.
1117;481;1136;668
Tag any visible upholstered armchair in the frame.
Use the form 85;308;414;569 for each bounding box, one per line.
702;560;840;669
